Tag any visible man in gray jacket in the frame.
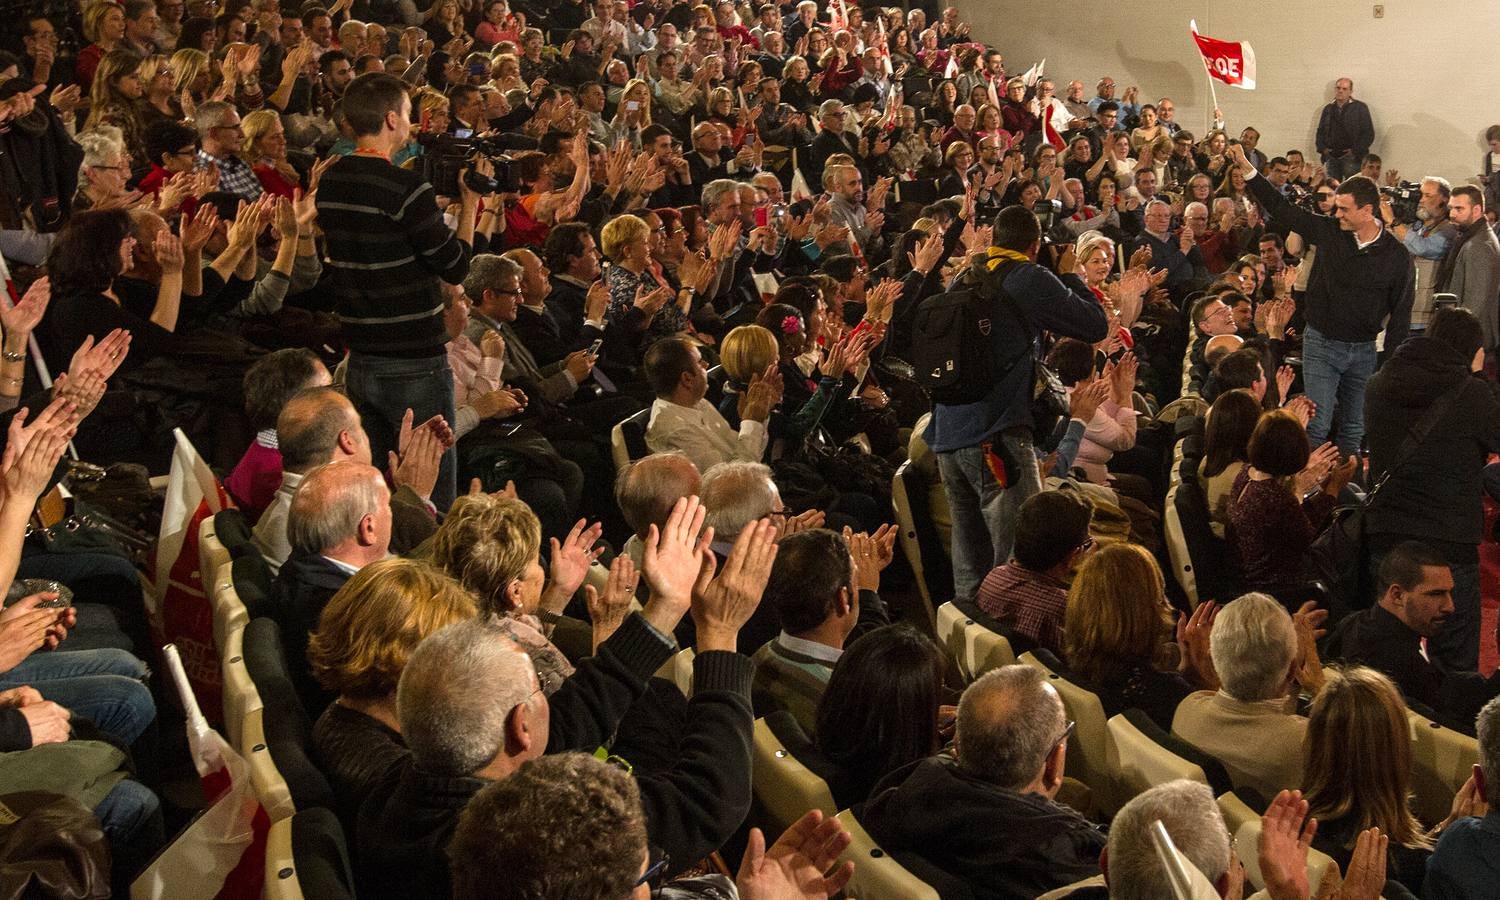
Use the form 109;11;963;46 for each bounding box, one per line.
1435;185;1500;356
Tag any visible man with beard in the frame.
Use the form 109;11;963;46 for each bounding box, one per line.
1382;176;1457;334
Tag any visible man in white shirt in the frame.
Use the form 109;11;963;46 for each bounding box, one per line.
643;337;781;473
581;0;627;48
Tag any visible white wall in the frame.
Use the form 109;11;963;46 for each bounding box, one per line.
955;0;1496;184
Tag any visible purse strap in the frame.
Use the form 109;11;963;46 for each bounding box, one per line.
1362;378;1464;506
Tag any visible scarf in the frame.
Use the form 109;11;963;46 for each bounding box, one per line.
1434;219;1485;294
984;246;1030;270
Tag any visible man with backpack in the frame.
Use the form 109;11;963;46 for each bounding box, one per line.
918;205;1111;602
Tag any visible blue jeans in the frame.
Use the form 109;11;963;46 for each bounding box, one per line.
96;778;164;887
936;431;1043;603
1324;152;1361;182
1302;326;1377;456
0;649;155;746
345;352;457;512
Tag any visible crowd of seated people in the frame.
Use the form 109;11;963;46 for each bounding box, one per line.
6;0;1500;895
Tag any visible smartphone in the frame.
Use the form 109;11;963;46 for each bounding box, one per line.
625;100;640;112
454;127;473;139
587;338;604;355
754;207;769;228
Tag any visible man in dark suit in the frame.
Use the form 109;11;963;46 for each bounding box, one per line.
804;100;859;194
271;460;393;716
502;246;606;367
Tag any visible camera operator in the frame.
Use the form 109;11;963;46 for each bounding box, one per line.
318;72;491;513
1380;176;1457;334
1232;143;1413;457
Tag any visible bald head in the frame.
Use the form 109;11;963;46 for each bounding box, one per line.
287;461;390;562
277;387;369;472
615;452;702;538
956;665;1066;793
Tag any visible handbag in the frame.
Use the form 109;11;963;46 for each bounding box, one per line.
1307;383;1461;615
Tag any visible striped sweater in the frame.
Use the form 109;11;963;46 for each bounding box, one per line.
316;155;472;357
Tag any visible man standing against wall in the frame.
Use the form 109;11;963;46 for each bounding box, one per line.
1315;77;1374;182
1231;144;1412;458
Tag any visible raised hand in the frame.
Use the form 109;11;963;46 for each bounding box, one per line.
778;508;825;537
2;276;50;338
1;418;72;508
736;810;854;900
691;516;778;652
909;230;945;275
1174;599;1219;689
585;554;639;652
387;419;442;501
67;328;131;384
546;518;606;604
640;495;712;633
1258;791;1316;900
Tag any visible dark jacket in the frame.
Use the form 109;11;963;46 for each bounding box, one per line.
1129;229;1209;296
1315;99;1374;160
1246;171;1413;345
805;129;859;192
270;552;353;717
862;756;1107;900
1363;336;1500;559
1322;604;1500;733
356;619;750;898
924;259;1110;452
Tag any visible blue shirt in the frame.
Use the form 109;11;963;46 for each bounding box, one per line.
1425;810;1500;898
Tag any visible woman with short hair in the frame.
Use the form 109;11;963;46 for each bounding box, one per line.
308;558;477;832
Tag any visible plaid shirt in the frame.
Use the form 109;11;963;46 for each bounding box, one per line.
197;150;264;202
975;563;1070;655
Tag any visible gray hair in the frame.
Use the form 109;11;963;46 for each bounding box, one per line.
77;126;125;169
193;100;237;138
1212;197;1237;216
615;452;701;538
1420;175;1452;200
1185;201;1208;218
956;665;1065;790
287;461;386;556
1107;780;1231;900
462;253;522;299
1479;696;1500;782
700;461;777;538
701;178;742;215
397;618;538;776
1210;592;1298;702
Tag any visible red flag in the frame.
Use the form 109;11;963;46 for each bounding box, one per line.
1189;20;1256;89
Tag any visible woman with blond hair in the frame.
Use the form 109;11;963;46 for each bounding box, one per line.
607;77;654;149
241;109;300;198
75;0;127;88
134;53;180;127
1302;666;1435;893
168;47;211;106
1064;543;1218;728
84;49;147;169
308;558;477;831
602;212;690;345
427;494;634;693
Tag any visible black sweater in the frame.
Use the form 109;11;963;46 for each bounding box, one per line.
1246;171;1412;345
316;154;472;358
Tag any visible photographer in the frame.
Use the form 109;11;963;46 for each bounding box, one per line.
1232;143;1413;458
318;72;490;512
1381;176;1457;334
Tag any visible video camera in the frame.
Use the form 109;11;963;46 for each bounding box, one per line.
1380;180;1422;226
417;133;523;198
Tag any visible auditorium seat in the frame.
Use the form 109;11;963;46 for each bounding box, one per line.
211;560;249;661
220;620;260;752
833;809;944;900
1408;709;1479;826
610;408;651;472
654;647;695;698
1234;815;1335;894
893;458;953;623
1018;649;1114;812
242;617;334;814
751;713;836;834
264;807;357;900
199;516;233;597
1107;708;1234;801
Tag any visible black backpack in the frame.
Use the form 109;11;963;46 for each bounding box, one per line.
911;259;1019;405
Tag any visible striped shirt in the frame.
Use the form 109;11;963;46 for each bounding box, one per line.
316;155;471;357
751;633;840;736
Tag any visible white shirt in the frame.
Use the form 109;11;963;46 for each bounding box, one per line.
646;397;768;473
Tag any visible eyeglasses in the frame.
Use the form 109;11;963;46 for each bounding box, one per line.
1053;719;1076;748
635;853;671;888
